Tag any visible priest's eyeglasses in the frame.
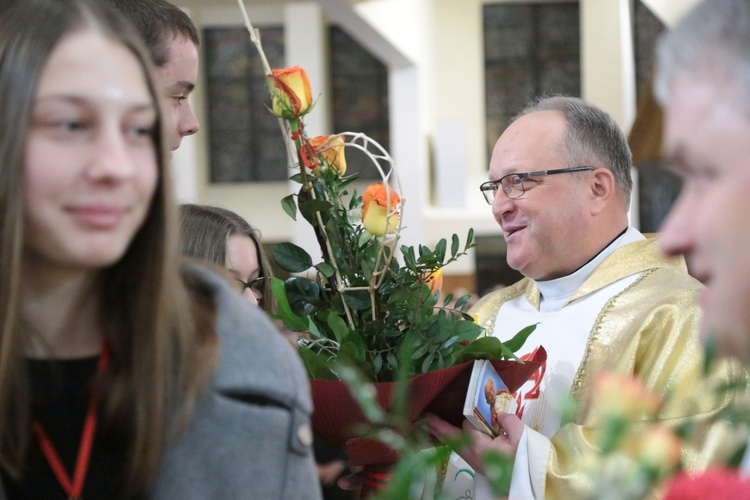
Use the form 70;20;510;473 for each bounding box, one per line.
479;166;596;204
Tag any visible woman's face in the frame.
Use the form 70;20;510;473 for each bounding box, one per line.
225;233;262;305
24;30;158;274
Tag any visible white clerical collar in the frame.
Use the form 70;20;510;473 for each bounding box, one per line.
535;227;645;312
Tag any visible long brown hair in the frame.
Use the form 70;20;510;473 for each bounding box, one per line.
180;204;276;312
0;0;217;494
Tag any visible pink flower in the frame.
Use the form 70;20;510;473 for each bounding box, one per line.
664;468;750;500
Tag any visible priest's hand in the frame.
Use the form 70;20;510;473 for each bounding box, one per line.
426;413;524;474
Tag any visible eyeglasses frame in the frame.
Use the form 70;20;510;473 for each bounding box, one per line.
479;166;597;204
234;276;266;302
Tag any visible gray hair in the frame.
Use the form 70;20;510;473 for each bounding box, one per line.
655;0;750;113
514;96;633;205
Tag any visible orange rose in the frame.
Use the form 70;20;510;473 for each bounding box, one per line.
308;135;347;175
267;66;313;119
362;183;401;236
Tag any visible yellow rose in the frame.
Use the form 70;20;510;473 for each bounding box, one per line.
267;66;313;119
362;183;401;236
309;135;347;175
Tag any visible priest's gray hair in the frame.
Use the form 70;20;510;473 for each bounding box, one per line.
514;96;633;208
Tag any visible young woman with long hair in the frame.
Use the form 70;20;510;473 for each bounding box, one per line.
0;1;317;497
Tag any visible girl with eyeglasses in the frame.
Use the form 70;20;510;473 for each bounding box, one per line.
179;204;276;312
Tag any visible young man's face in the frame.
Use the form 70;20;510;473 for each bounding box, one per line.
660;73;750;361
152;35;199;152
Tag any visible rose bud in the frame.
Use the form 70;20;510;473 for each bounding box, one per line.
309;135;347;175
362;183;401;236
266;66;313;119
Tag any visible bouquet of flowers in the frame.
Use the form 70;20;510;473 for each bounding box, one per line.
235;2;536;382
235;1;543;494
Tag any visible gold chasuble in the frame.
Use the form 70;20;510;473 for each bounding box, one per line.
469;236;742;499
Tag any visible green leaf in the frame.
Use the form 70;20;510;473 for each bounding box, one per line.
281;194;297;220
410;342;430;360
327;312;350;344
341;330;367;362
421;351;436;373
458;336;517;361
297;345;338;380
269;242;313;273
372;354;383;375
357;230;373;248
343;290;372;310
440;335;460;350
338;340;365;364
454;294;471;310
269;277;308;332
434;238;447;263
402;246;416;270
466;228;475;249
316;262;336;278
503;323;538;353
306;319;323;340
299;199;333;221
387;352;399;371
285;277;323;316
451;233;459;258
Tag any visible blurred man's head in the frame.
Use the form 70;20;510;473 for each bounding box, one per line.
656;0;750;361
105;0;200;151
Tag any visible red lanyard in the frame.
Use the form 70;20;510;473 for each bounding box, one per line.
32;345;110;500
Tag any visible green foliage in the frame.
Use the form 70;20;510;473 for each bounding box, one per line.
268;158;526;382
483;451;515;498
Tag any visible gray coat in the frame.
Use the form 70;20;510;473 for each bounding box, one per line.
0;265;320;499
152;265;320;499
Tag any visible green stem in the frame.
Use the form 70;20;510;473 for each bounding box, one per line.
288;118;356;330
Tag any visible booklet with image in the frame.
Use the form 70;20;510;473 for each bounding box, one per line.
463;360;518;437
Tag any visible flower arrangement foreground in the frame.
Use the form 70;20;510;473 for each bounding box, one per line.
570;370;750;500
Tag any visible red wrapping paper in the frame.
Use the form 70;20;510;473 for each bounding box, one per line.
310;347;547;466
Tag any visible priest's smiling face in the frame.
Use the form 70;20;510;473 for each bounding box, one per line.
660;73;750;362
488;110;596;281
